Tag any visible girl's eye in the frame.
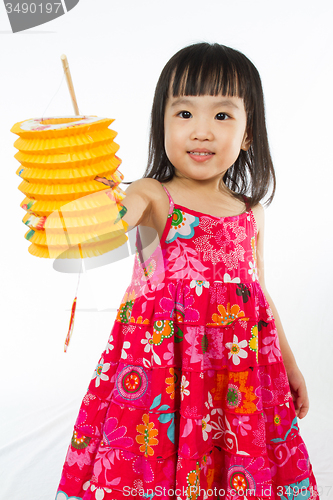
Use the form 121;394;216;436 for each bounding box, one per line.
178;111;192;119
215;112;229;121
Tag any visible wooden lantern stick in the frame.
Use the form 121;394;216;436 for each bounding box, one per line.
61;54;80;116
60;54;85;352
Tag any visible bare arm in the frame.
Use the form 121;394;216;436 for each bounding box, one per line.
252;203;310;419
95;177;157;231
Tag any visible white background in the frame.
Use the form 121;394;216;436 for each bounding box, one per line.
0;0;332;499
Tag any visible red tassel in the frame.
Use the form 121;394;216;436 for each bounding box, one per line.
64;296;77;352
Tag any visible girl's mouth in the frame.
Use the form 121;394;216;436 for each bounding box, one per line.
187;151;215;162
188;151;214;156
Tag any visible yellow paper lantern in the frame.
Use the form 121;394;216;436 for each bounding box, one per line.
11;115;129;260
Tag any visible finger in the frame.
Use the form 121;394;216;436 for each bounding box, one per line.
95;177;110;186
296;393;309;411
298;405;309;419
94;176;116;188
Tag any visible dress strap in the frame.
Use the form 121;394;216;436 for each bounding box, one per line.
242;194;251;212
161;183;175;215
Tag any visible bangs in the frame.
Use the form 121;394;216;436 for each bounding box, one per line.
169;44;253;113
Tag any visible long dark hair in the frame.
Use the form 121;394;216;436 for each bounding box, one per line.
123;42;275;207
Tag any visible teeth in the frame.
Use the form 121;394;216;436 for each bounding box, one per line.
190;152;213;156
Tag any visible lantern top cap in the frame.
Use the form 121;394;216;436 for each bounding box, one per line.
19;115;106;132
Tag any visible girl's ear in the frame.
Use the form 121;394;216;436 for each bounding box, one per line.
241;129;252;151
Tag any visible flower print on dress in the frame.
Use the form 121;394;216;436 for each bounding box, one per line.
141;331;161;366
190;279;210;296
92;358;110;388
137;257;167;299
212;370;257;415
120;450;156;484
185;461;200;500
132;479;144;494
130;255;165;311
156;457;177;497
226;456;271;496
236;283;251;303
166;238;210;281
194;219;247;268
163;341;174;364
55;493;82;500
250;235;257;264
205;390;223;417
130;453;155;482
273;371;293;402
82;479;120;500
248;324;258;362
279;477;313;500
248;260;258;281
260;327;283;363
82;392;96;406
225;334;248;366
165;367;181;400
208;303;249;326
184;326;205;365
266;406;290;437
93;448;122;485
105;334;114;355
160;281;200;322
227;465;256;494
116;289;136;323
121;341;131;359
209;281;227;306
201;414;212;441
180;374;190;400
297;442;311;476
232;415;252;436
200;452;213;477
252;412;266;448
135;414;159;457
165;209;200;244
102;416;134;448
212;411;246;456
65;428;96;470
114;364;149;404
204;328;227;366
226;384;242;410
223;273;241;283
141;256;157;281
151;320;174;345
74;408;98;439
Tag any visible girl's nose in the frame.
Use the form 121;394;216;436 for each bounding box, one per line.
190;119;214;141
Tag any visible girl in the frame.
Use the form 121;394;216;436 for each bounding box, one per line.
56;43;318;500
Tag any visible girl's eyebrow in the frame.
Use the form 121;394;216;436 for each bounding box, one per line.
170;97;240;109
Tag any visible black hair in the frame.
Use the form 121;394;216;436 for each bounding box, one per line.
123;42;276;207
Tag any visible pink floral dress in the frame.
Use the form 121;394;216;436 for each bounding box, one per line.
56;183;318;500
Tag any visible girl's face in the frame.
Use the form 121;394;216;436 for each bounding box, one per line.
164;93;251;184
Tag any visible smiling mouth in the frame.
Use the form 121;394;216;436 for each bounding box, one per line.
188;151;214;156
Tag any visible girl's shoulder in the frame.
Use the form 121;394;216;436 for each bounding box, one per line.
122;178;167;234
124;177;162;195
128;177;169;208
123;177;165;208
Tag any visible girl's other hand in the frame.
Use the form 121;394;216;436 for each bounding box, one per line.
286;366;310;419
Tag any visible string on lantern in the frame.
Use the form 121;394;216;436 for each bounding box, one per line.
41;70;66;120
11;54;129;352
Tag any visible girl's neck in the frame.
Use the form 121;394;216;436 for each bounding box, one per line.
170;174;235;198
163;177;246;217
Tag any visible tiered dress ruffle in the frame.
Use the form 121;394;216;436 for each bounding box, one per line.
56;183;318;500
